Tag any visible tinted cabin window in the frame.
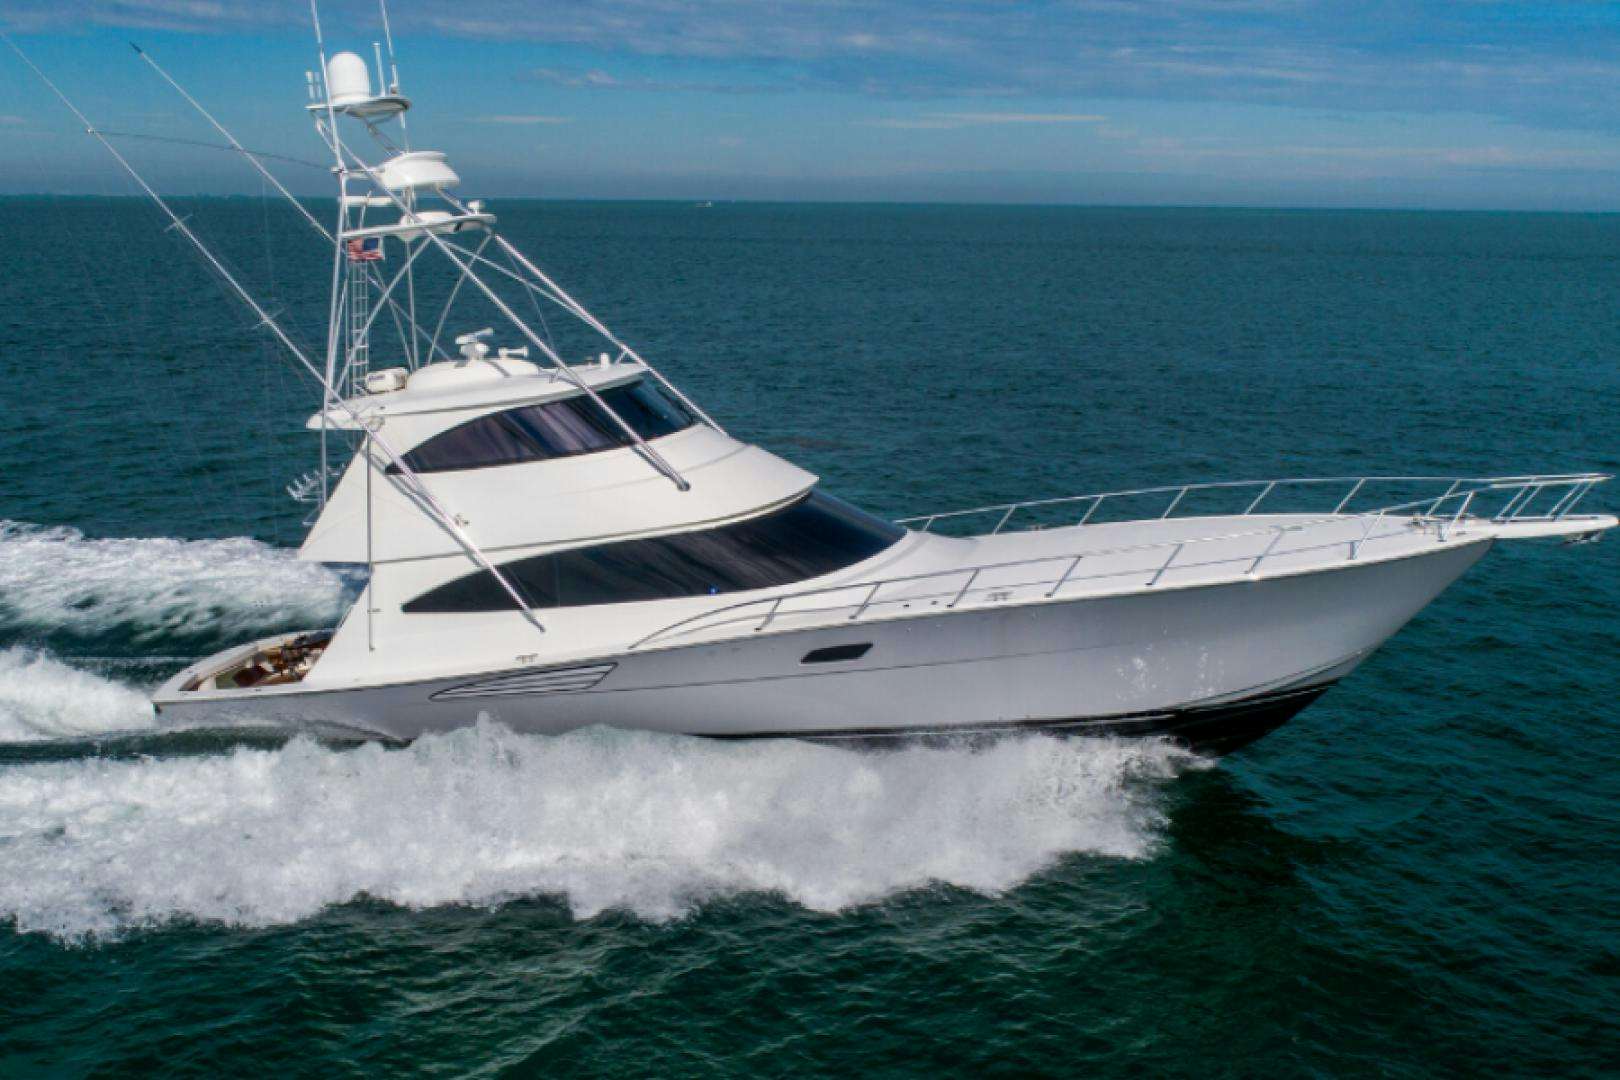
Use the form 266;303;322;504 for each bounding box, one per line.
403;492;905;613
390;379;697;474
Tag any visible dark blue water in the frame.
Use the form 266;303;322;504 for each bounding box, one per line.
1;201;1617;1076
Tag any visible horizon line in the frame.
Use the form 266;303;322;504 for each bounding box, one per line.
0;192;1615;216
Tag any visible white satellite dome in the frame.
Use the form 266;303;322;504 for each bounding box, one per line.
325;51;372;107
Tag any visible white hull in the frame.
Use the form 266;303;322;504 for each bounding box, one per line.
154;537;1492;752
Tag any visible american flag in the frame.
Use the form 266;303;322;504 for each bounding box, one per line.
346;237;384;262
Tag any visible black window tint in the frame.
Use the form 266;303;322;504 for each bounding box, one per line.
401;412;536;472
503;397;619;457
403;491;904;613
604;380;694;438
390;379;698;474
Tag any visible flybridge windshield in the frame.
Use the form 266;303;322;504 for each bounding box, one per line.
388;380;698;474
402;492;905;613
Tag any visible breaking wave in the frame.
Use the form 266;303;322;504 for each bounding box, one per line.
0;520;352;645
0;647;156;744
0;721;1200;939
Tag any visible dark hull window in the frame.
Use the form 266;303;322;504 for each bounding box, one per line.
389;378;697;474
404;491;905;613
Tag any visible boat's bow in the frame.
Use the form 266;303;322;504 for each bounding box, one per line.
1475;514;1616;542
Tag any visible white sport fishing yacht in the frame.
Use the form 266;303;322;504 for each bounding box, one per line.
13;16;1612;752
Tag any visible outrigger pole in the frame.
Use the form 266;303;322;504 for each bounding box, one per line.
1;32;548;637
131;36;453;512
128;42;450;368
309;0;350;510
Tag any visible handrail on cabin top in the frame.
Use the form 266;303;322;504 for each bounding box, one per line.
896;472;1610;534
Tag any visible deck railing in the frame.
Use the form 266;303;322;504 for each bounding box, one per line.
896;473;1609;536
629;473;1610;651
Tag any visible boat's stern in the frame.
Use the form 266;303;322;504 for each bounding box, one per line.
152;631;334;712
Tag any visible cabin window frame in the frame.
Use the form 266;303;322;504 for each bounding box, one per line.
385;378;699;475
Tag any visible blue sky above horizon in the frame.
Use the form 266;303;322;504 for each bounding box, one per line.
3;1;1620;209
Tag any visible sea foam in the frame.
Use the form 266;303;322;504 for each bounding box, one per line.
0;721;1198;939
0;647;156;744
0;520;350;643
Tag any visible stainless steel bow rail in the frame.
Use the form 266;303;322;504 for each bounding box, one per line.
896;473;1611;535
630;473;1610;651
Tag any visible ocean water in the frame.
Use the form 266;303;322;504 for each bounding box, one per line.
1;200;1617;1076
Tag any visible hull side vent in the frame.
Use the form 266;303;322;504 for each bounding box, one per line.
431;662;616;700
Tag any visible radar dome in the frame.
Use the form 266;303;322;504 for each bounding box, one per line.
326;51;372;107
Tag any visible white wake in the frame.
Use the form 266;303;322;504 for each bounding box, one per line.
0;721;1200;939
0;647;156;743
0;520;350;642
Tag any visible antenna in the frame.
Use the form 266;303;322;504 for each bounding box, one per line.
378;0;402;93
377;0;409;148
307;0;344;169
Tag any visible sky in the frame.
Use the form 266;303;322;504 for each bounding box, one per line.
3;1;1620;209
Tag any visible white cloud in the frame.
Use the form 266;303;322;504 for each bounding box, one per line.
529;68;621;89
862;118;961;130
943;112;1106;124
526;66;783;95
863;112;1105;130
7;0;1620;140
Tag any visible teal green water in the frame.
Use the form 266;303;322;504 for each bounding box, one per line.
1;201;1617;1076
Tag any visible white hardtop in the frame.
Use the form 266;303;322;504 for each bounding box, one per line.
305;354;643;430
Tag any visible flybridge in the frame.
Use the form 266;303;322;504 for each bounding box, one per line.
296;5;714;505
